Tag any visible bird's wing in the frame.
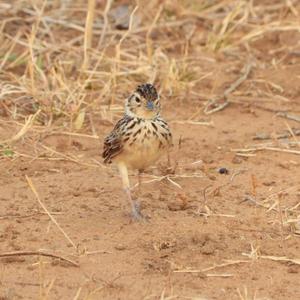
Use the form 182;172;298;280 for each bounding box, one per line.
102;115;131;163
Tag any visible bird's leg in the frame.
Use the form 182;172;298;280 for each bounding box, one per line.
124;188;143;220
167;151;171;169
117;162;144;221
137;169;143;195
166;150;175;174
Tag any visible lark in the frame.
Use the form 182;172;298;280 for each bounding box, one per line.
103;83;172;220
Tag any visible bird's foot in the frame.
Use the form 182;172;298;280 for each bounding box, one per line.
131;201;148;222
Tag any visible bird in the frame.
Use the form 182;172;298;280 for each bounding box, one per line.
102;83;173;220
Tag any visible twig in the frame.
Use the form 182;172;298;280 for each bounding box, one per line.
260;146;300;155
277;193;287;255
284;122;300;147
73;287;82;300
202;260;249;272
197;212;236;218
1;109;41;144
240;195;274;211
82;0;96;70
206;273;234;278
0;212;63;220
46;131;99;139
40;144;100;168
0;250;78;267
204;100;229;115
204;61;253;115
98;0;113;49
174;259;249;274
277;112;300;123
171;120;214;126
25;176;77;250
253;128;300;140
242;252;300;265
225;62;253;98
261;255;300;265
232;146;300;156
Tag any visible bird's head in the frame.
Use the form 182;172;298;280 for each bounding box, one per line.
125;83;160;119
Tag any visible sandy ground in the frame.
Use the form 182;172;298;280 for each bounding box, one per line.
1;98;300;299
1;1;300;299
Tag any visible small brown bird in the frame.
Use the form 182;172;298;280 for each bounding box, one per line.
103;83;172;220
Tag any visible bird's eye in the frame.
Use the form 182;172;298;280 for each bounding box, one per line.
135;97;141;103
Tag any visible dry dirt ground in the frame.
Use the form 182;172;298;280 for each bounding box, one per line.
1;1;300;299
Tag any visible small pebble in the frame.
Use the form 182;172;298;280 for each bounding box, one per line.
218;167;229;174
115;244;126;251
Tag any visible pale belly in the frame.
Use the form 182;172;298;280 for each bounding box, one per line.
116;136;167;170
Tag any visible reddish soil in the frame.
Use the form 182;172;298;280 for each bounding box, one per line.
1;1;300;300
1;96;300;299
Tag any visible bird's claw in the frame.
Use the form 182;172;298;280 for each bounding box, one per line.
131;202;148;222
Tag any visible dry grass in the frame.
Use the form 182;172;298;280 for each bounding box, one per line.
1;0;300;299
0;0;298;130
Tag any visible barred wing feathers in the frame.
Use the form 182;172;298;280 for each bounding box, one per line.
102;115;133;163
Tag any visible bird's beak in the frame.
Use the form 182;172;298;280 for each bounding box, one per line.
146;101;154;111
